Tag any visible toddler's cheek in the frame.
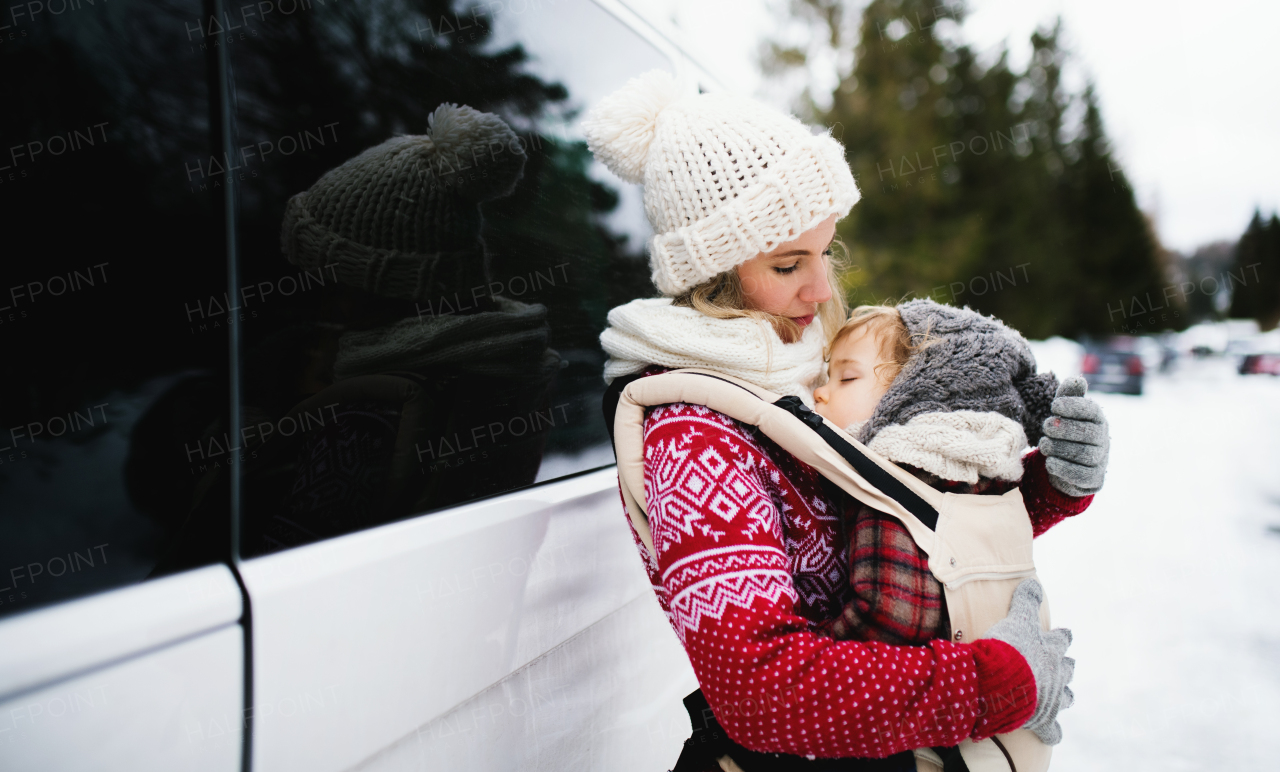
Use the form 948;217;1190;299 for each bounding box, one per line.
824;397;858;428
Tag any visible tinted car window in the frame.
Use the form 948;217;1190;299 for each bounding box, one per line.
210;0;670;557
0;0;227;616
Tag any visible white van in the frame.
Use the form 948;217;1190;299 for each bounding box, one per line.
0;1;713;768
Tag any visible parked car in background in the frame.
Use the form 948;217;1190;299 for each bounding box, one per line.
1135;335;1177;374
1082;337;1145;395
1239;353;1280;375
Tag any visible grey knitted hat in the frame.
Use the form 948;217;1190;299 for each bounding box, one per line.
280;103;527;301
858;299;1058;448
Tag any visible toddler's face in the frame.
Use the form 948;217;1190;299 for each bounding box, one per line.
813;326;896;430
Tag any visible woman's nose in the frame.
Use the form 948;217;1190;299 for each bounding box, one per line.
799;259;832;304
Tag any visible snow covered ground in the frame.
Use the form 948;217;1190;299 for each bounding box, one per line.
1028;332;1280;770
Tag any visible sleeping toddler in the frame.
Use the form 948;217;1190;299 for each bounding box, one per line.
811;299;1100;646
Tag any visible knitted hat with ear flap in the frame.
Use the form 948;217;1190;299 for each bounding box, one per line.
581;70;860;296
852;299;1059;483
280;103;526;302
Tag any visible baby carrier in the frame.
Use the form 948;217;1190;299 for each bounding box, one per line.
608;369;1054;772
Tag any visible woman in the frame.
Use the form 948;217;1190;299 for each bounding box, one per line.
584;72;1107;770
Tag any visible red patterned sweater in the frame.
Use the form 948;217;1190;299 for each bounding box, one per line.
626;402;1086;759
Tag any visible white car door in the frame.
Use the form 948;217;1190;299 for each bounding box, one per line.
2;0;705;768
0;0;249;765
242;470;696;771
226;0;699;769
0;567;245;771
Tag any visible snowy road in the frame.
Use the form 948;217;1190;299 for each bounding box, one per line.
1028;351;1280;770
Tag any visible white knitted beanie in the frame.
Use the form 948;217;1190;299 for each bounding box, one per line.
581;70;860;296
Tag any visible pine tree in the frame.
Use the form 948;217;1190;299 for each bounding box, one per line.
825;0;983;309
1058;84;1171;337
1228;211;1280;331
768;1;1173;338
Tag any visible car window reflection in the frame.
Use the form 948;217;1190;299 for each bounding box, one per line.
135;0;670;568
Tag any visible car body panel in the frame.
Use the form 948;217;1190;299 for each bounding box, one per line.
0;565;242;698
242;469;695;772
0;567;244;772
355;593;696;772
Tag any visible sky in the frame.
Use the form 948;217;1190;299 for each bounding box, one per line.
621;0;1280;253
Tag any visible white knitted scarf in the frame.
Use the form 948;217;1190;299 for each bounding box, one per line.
600;298;827;404
846;411;1028;484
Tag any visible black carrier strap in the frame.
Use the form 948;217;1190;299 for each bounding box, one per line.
770;396;940;532
602;372;644;456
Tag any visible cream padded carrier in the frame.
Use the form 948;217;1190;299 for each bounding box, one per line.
611;369;1054;772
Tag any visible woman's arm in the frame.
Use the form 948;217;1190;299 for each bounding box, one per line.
640;404;1035;759
1020;449;1093;538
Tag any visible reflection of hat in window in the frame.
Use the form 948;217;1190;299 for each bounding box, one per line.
280;103;526;301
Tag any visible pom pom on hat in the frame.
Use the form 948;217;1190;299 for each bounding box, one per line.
581;69;683;184
423;103;526;201
280;103;528;302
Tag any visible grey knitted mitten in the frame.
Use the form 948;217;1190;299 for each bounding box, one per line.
1038;376;1110;497
984;578;1075;745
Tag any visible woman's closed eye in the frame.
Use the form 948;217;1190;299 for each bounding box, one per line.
773;262;799;275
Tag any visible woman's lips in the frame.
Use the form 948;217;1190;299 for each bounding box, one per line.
792;314;815;327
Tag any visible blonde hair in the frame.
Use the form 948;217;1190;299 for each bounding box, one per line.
671;239;849;344
827;304;930;387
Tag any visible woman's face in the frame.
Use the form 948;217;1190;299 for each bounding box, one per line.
736;214;836;331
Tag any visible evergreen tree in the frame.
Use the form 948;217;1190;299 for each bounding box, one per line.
769;0;1172;338
1180;241;1235;322
1228;211;1280;331
1057;84;1171;337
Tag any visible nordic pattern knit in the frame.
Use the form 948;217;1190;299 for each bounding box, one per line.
817;454;1093;645
629;402;1037;758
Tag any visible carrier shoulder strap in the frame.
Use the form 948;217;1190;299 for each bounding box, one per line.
611;369;945;557
770;394;940;532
